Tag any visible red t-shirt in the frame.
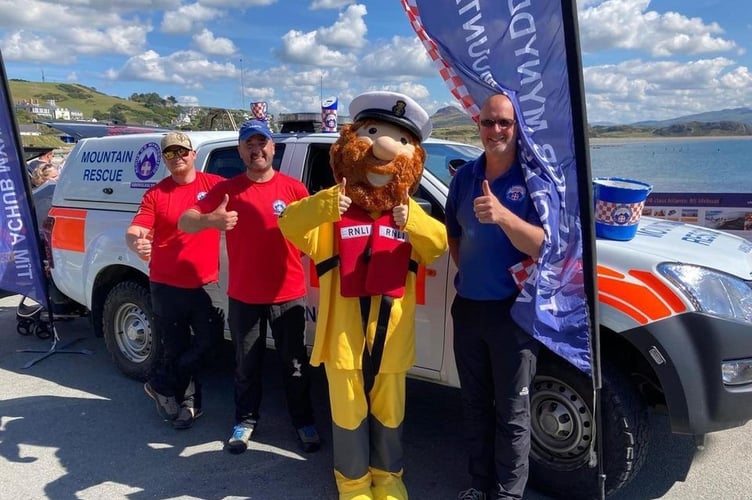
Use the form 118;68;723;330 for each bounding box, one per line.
194;172;308;304
132;172;223;288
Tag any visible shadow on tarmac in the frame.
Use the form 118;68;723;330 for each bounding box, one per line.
0;299;698;499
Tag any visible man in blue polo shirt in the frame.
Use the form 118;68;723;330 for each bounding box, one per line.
446;93;545;500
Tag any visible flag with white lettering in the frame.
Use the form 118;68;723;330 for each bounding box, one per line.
0;51;49;309
402;0;596;374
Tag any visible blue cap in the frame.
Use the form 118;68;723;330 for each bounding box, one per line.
238;120;273;141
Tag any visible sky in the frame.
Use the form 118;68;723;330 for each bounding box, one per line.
0;0;750;125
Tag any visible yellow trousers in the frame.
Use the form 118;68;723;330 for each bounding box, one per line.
326;366;408;500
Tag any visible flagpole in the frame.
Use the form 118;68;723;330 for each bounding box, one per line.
560;1;605;498
1;50;92;367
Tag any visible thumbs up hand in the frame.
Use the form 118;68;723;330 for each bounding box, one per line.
473;179;503;225
338;177;352;215
135;227;153;261
209;194;239;230
392;186;409;228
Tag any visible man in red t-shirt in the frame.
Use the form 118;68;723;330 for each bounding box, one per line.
126;132;224;430
179;120;319;454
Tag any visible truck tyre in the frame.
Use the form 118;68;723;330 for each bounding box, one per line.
529;355;649;499
102;281;159;381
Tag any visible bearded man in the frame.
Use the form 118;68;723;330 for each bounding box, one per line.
279;90;448;500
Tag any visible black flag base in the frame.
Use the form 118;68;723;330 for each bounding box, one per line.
17;325;93;369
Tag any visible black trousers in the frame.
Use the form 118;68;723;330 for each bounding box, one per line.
228;296;314;429
149;281;224;410
452;295;539;499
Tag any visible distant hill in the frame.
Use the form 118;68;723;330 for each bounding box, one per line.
431;105;474;128
632;107;752;127
8;80;170;125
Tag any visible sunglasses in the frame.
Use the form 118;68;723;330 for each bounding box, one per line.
479;118;516;129
163;148;191;160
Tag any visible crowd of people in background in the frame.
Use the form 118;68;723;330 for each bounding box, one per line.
26;148;68;188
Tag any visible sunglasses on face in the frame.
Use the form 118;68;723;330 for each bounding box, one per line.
163;148;190;160
479;118;516;129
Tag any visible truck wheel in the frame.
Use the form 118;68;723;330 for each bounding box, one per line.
529;355;649;499
102;281;159;381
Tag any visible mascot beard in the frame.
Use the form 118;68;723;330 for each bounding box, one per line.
330;123;426;213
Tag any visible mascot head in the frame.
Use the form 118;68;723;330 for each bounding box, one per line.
330;90;432;212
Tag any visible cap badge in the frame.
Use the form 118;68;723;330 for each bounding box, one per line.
392;100;407;117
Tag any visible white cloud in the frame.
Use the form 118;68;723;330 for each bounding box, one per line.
277;29;356;66
177;95;200;106
309;0;354;10
316;4;367;49
107;50;238;89
578;0;736;57
0;31;73;63
358;36;435;78
193;29;237;56
160;4;222;35
198;0;276;7
584;57;752;123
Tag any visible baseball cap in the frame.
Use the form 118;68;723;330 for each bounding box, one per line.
349;90;432;141
161;132;192;152
238;120;273;142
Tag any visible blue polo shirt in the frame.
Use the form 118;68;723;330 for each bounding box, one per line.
445;153;539;300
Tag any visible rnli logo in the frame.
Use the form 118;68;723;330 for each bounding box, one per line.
272;199;286;216
197;191;208;201
506;184;526;202
134;142;161;180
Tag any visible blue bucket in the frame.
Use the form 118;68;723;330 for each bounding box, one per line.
593;177;652;241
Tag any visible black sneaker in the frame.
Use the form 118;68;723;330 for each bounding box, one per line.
457;488;487;500
227;424;254;454
172;405;202;430
296;424;321;453
144;382;179;421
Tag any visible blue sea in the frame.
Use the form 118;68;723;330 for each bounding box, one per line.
589;137;752;193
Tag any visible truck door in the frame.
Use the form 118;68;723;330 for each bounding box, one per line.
300;144;448;377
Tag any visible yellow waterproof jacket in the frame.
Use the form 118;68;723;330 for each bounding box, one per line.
279;185;448;372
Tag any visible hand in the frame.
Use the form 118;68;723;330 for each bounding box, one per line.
392;187;409;227
210;194;239;230
338;177;352;215
473;180;503;225
134;227;153;261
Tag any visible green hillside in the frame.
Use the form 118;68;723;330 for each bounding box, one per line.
9;80;179;126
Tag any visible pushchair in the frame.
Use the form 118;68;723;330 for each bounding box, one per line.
16;289;88;339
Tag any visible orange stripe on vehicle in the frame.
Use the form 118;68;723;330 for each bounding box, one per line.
49;209;87;253
599;293;649;324
48;207;88;219
598;276;672;320
415;265;426;305
629;270;687;314
597;265;624;279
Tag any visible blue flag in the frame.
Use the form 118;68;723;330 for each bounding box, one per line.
0;51;49;309
402;0;595;374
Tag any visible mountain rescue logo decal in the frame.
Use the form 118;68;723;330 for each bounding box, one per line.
506;184;526;202
272;199;286;216
132;142;161;188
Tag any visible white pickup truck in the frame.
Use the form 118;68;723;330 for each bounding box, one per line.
44;131;752;498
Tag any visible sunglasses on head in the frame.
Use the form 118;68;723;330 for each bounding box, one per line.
163;148;190;160
479;118;516;129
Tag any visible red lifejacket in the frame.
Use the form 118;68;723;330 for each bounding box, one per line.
334;206;412;298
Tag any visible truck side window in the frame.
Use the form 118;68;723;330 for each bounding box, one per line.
304;144;335;194
206;144;287;178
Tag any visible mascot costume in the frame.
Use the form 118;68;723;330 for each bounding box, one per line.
279;90;448;500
